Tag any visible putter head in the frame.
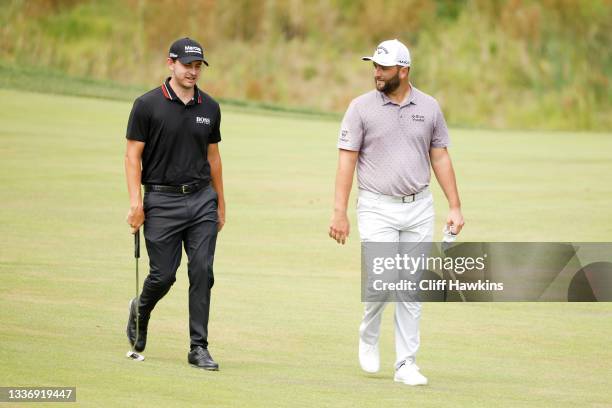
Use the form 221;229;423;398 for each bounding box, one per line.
126;350;145;361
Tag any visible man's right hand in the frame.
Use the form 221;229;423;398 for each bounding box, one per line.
329;210;350;245
126;205;145;234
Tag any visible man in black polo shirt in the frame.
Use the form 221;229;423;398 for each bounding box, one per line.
124;37;224;370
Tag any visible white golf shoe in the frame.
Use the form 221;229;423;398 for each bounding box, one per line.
394;362;428;386
358;339;380;373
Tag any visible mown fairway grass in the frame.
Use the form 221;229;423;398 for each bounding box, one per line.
1;88;611;407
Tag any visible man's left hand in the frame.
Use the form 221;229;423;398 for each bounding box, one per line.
446;207;465;235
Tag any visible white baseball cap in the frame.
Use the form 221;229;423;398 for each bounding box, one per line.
362;39;411;67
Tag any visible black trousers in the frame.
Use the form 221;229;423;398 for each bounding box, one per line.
138;184;218;349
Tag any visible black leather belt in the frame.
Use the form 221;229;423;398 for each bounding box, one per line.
144;181;208;194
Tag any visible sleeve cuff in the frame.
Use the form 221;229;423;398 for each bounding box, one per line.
337;143;360;151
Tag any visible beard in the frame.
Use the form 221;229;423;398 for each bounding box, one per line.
375;71;400;94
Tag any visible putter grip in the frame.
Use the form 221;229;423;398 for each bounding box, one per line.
134;230;140;259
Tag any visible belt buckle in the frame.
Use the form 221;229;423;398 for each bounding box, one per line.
402;194;415;203
181;185;189;194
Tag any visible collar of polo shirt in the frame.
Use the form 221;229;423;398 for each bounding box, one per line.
161;77;203;104
378;83;418;107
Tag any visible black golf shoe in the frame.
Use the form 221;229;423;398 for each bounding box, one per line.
188;346;219;371
126;297;149;352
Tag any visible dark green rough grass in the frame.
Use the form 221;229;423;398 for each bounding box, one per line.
1;89;611;407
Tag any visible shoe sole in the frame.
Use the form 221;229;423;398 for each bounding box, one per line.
393;377;428;386
189;363;219;371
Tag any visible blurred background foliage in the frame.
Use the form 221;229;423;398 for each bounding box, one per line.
1;0;610;130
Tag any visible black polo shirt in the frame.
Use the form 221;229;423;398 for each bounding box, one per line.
126;77;221;185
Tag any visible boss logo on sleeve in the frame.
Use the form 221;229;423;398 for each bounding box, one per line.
340;129;349;142
196;116;211;125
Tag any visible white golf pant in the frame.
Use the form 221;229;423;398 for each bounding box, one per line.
357;188;435;368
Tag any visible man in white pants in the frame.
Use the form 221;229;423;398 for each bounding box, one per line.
329;39;464;386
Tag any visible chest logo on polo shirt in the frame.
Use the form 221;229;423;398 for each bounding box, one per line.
411;114;425;122
196;116;211;125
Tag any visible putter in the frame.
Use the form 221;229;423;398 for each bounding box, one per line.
126;230;145;361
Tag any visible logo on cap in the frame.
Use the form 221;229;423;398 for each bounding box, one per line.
185;45;202;55
376;46;389;55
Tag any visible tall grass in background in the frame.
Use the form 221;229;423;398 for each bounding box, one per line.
1;0;610;130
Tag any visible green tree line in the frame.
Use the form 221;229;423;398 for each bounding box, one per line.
1;0;610;130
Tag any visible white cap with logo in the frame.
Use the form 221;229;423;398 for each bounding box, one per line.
362;39;411;67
